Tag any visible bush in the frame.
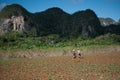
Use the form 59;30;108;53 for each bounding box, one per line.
77;36;91;41
110;34;120;42
0;33;120;50
95;33;120;42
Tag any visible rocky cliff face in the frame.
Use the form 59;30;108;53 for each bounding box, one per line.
99;18;120;35
12;16;24;31
99;18;116;26
0;4;34;35
71;9;103;37
0;16;24;33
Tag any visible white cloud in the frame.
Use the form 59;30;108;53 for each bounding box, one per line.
0;3;7;11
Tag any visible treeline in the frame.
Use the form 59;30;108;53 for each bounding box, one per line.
0;32;120;50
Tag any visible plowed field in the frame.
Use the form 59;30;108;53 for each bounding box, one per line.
0;52;120;80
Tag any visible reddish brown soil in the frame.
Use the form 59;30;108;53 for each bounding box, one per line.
0;52;120;80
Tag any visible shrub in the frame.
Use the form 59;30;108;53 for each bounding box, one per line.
95;33;120;42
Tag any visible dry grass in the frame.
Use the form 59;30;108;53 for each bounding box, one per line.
0;46;120;59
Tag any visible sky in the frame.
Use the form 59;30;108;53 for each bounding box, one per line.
0;0;120;21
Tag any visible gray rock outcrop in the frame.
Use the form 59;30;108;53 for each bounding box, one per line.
0;15;24;34
99;17;116;26
12;16;24;31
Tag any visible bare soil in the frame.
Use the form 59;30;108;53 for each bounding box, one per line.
0;51;120;80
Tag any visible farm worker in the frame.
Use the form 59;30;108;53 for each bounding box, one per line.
77;48;81;58
72;49;76;59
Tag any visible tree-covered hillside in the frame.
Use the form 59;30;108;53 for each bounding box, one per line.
0;4;104;38
0;4;120;38
0;4;32;18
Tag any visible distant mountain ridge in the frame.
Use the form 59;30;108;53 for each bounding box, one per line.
99;17;120;35
0;4;120;37
99;17;116;26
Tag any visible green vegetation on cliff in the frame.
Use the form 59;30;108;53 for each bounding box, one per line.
0;4;31;18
